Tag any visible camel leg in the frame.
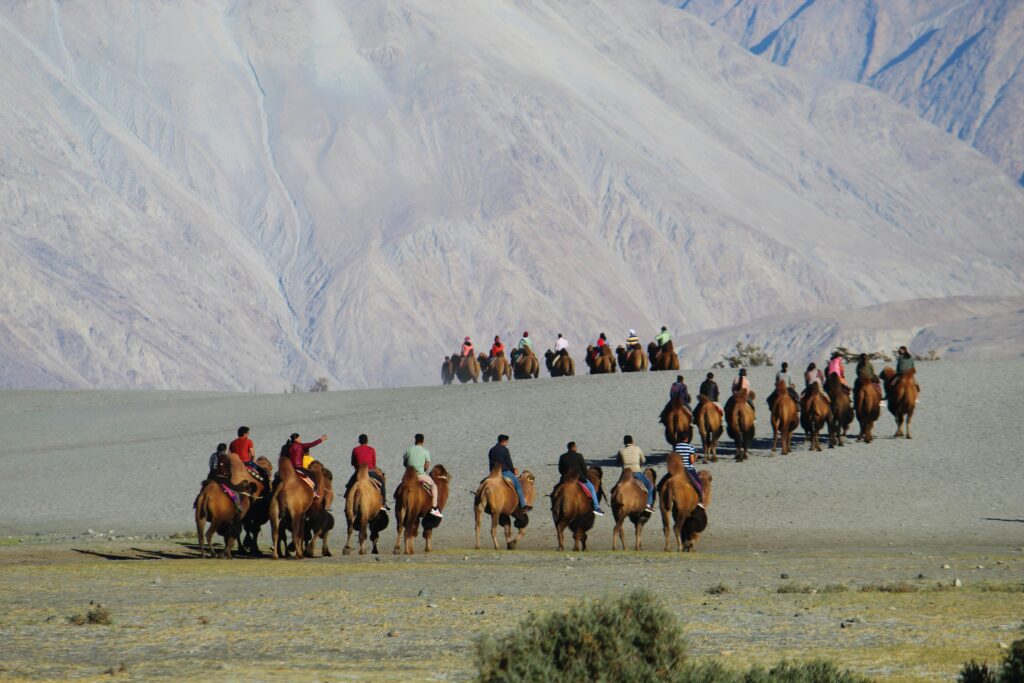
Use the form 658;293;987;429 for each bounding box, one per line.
343;522;355;556
612;518;622;550
393;516;404;555
371;529;380;555
511;525;527;550
635;520;645;551
904;412;913;439
662;508;672;552
321;529;331;557
490;513;500;550
292;517;304;560
673;518;683;552
205;524;217;559
556;523;566;551
503;522;514;549
196;517;206;559
771;424;778;453
424;529;433;553
894;414;904;438
474;505;483;550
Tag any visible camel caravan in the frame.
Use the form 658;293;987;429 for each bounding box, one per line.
442;327;681;382
194;348;920;559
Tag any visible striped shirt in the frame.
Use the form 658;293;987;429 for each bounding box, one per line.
673;442;697;468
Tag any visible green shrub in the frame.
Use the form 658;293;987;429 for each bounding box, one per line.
706;583;732;595
959;661;996;683
959;636;1024;683
741;661;874;682
475;589;687;683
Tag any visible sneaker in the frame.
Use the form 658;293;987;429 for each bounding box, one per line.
521;505;533;512
644;505;656;513
429;508;444;518
697;503;706;510
593;509;605;516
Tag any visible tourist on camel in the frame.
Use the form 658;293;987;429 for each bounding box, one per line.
487;435;531;511
404;434;443;518
617;435;655;513
557;442;603;516
345;434;388;511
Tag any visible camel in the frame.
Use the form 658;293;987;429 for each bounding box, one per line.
240;457;274;555
610;467;657;551
880;367;919;438
658;453;712;552
615;345;649;372
512;346;540;379
479;351;512;382
342;466;389;556
854;378;882;443
660;394;693;445
724;389;755;461
825;373;854;448
585;345;617;374
544;349;575;377
694;395;723;463
648;341;680;371
800;386;831;452
194;477;259;559
770;379;800;455
451;353;480;383
441;356;455;385
269;455;316;559
302;462;334;558
474;465;536;550
392;464;450;555
551;466;604;551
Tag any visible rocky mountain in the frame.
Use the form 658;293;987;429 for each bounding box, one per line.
1;0;1022;390
673;0;1024;185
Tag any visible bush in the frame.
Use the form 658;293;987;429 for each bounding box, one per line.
741;661;874;682
68;603;111;626
706;583;732;595
475;589;687;682
959;635;1024;683
720;342;773;368
308;376;329;392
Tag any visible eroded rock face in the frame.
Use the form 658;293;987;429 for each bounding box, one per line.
673;0;1024;186
1;1;1023;390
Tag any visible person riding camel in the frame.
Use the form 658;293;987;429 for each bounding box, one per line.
827;352;851;393
286;432;327;498
670;375;691;409
558;442;604;516
207;443;243;513
554;333;569;355
804;363;829;401
346;434;388;511
487;434;531;511
229;426;255;464
893;345;921;394
655;326;671;348
770;363;801;408
592;332;608;360
731;368;754;408
461;337;474;358
490;336;505;358
625;329;641;351
672;440;706;509
512;331;532;364
403;433;443;518
617;435;656;513
699;371;724;416
854;353;881;398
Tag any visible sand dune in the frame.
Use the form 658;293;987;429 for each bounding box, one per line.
0;359;1019;550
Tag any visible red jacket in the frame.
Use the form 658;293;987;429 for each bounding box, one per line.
490;343;504;357
229;436;254;463
289;438;322;469
351;445;377;469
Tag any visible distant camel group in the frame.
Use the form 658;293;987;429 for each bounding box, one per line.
441;339;680;384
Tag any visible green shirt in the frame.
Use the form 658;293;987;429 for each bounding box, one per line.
403;445;430;474
518;337;533;350
656;330;671;346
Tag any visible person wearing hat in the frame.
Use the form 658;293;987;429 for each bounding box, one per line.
827;351;851;393
489;335;505;358
895;346;915;376
731;368;754;408
487;435;530;511
625;329;640;350
460;336;474;357
655;326;671;348
517;331;533;352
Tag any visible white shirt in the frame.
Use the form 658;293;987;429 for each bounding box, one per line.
555;337;569;352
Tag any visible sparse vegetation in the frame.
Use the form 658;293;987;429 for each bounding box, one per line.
706;583;732;595
68;603;111;626
859;581;919;593
832;347;891;362
777;583;815;594
475;589;687;682
719;342;774;368
959;632;1024;683
308;376;329;392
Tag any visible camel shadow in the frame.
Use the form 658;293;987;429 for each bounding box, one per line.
982;518;1024;524
72;548;160;561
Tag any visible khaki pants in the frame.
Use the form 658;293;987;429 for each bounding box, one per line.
418;474;437;507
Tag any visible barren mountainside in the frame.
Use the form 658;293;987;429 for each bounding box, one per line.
674;0;1024;185
1;0;1022;390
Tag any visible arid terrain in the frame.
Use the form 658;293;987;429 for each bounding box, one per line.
0;360;1022;680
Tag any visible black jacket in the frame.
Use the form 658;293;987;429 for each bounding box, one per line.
488;444;514;472
558;450;588;482
698;379;719;402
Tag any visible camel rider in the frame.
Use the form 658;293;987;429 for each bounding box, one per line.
488;434;531;511
490;336;505;358
771;363;801;406
346;434;388;511
670;375;691;409
558;442;604;515
461;337;474;358
229;426;255;464
626;329;641;350
804;363;828;400
207;443;243;513
286;433;326;498
731;368;755;409
673;441;706;509
403;434;443;518
827;352;851;392
896;346;915;375
555;333;569;355
854;353;880;399
699;372;724;416
592;332;608;360
655;326;671;348
617;435;656;513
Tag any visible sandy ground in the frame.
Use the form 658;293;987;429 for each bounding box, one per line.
0;360;1022;681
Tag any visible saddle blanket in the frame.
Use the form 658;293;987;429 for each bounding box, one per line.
220;484;240;507
298;475;316;491
633;478;649;494
576;480;591;495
